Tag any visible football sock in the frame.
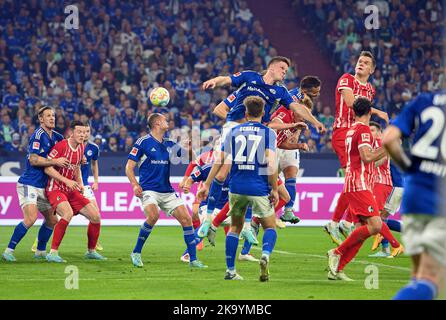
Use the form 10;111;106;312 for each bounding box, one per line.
224;226;230;235
381;238;390;253
386;219;402;232
87;222;101;251
37;223;53;252
133;222;153;254
213;202;229;227
275;198;288;213
284;178;296;209
225;232;239;271
338;240;364;271
336;225;370;256
241;224;260;255
332;192;349;223
192;217;201;230
393;279;437;300
379;223;400;248
183;226;197;262
7;222;29;250
262;228;277;256
51;218;70;251
244;206;252;229
206;178;224;219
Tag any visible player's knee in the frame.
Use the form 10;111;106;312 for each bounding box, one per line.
369;218;382;235
179;213;192;227
23;212;38;227
44;213;58;227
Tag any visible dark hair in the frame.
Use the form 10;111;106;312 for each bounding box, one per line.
244;96;265;118
359;51;376;68
267;56;291;68
70;120;85;130
369;121;382;131
147;113;163;130
353;97;372;117
300;76;321;90
37;105;54;117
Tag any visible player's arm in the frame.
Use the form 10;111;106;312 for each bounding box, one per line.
279;141;309;151
196;151;226;201
75;166;85;194
182;176;195;194
213;101;230;120
266;148;279;206
267;118;308;131
180;161;198;189
125;159;142;197
44;166;79;191
359;145;387;164
202;76;232;90
382;126;411;171
341;88;389;124
91;159;99;191
289;102;325;133
29;153;70;168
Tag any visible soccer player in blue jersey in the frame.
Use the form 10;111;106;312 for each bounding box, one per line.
125;113;207;269
2;106;69;262
383;90;446;300
218;96;279;281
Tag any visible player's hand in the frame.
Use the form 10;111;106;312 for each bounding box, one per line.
92;182;99;191
197;184;210;202
315;121;326;134
297;143;309;152
78;184;84;194
54;157;70;168
377;110;389;124
293;122;308;130
132;183;143;198
81;156;87;165
179;177;187;190
269;190;279;207
202;79;217;90
65;179;80;191
182;183;191;194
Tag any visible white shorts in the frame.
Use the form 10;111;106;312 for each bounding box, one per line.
141;190;185;216
229;192;274;219
16;183;53;213
83;185;97;201
277;148;300;171
384;187;403;216
402;214;446;268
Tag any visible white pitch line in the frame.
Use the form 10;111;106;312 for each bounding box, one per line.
251;247;411;272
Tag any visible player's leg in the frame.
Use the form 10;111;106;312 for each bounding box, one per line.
324;192;348;246
280;158;300;224
77;201;106;260
47;199;74;263
33;209;58;259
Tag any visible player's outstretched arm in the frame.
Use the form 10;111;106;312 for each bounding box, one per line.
268;119;308;131
125;159;142;197
371;108;389;124
202;76;232;90
213;101;230;120
382;125;412;171
44;166;79;191
29;154;70;168
266;149;279;206
359;145;387;164
289;102;325;133
279;141;309;151
91;159;99;191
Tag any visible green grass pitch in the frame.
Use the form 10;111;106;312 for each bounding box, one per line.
0;226;410;300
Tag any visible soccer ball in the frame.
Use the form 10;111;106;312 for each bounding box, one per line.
149;87;170;107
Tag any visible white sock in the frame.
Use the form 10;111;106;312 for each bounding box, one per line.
5;248;14;253
50;249;58;254
331;221;339;227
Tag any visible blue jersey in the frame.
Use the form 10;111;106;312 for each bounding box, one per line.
18;127;64;188
81;142;100;186
389;161;404;188
226;71;294;123
392;90;446;216
191;161;229;209
222;121;277;196
128;134;183;193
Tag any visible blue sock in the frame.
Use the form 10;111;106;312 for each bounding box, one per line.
381;238;389;250
133;222;153;254
183;226;197;262
284;178;296;209
225;232;239;271
262;228;277;256
393;279;437;300
185;228;204;255
207;178;224;214
37;224;53;251
386;219;402;232
245;206;252;222
7;222;29;250
241;222;260;255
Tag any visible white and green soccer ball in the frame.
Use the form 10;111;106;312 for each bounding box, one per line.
149;87;170;107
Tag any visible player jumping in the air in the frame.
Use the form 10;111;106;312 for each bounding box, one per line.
126;113;207;269
44;121;106;263
2;106;67;262
384;89;446;300
326;98;403;281
324;51;389;245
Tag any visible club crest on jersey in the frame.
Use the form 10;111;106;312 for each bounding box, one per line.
33;142;40;150
368;206;374;213
269;89;276;94
233;72;241;77
130;147;138;156
361;133;371;142
49;149;58;158
87;150;93;156
228;94;236;103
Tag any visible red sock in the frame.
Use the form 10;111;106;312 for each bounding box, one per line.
336;225;371;256
274;198;287;213
252;216;260;226
338;240;364;271
332;192;349;222
192;218;201;230
212;202;229;227
224;226;229;235
51;218;69;250
380;223;400;248
87;222;101;250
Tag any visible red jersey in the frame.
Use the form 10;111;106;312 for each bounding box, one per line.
271;106;299;148
47;139;85;192
334;73;376;129
195;150;215;166
373;138;392;186
344;122;375;193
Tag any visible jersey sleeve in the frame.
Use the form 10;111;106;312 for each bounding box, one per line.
391;97;418;137
28;134;44;155
271;107;291;124
47;141;65;159
128;140;144;162
92;145;100;161
230;71;253;87
337;73;354;92
357;126;373;150
288;87;304;101
279;87;295;108
223;92;237;109
221;128;233;156
266;128;277;153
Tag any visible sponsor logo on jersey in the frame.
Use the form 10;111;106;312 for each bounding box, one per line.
193;170;201;178
130;147;138;156
339;78;349;87
361;133;371;142
228;94;236;103
33;142;40;150
49;149;58;158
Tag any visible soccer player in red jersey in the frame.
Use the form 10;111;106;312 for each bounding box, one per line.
324;51;390;245
326;98;403;281
43;120;106;263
